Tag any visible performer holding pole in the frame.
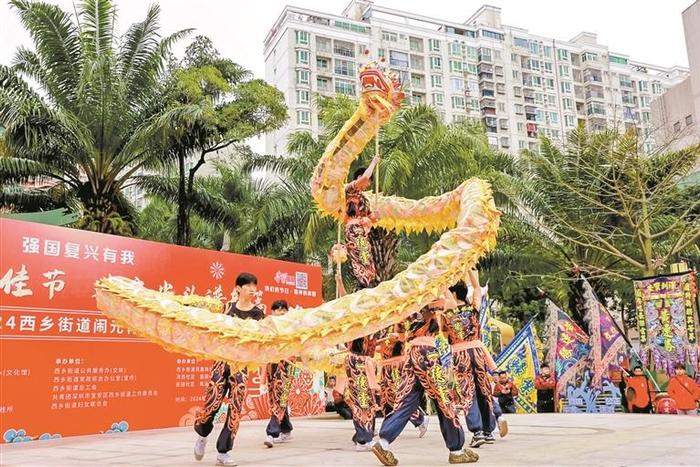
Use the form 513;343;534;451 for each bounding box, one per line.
264;300;296;447
194;273;265;466
444;271;499;448
371;302;479;466
378;323;429;437
345;335;381;451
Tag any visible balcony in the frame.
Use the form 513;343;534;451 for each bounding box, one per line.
585;90;605;100
526;122;537;138
333;43;355;58
481;89;495;98
583;73;603;84
317;44;332;55
482;107;496;116
526;112;537;122
478;64;493;74
524;96;535;104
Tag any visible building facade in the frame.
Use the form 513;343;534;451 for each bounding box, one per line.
264;1;688;156
651;0;699;154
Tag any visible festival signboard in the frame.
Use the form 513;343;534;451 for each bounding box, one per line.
0;219;325;443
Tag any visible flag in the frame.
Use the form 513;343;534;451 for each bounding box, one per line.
495;319;539;413
581;278;626;387
478;286;493;352
546;300;590;396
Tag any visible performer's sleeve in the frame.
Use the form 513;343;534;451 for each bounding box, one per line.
511;383;519;396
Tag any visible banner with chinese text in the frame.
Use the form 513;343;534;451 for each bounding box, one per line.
633;271;699;375
0;219;325;443
495;320;539;413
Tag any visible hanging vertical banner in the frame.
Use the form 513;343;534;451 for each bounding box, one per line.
546;300;591;396
633;272;699;375
495;320;539;413
0;219;325;443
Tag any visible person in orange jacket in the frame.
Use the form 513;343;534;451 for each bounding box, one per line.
667;363;700;415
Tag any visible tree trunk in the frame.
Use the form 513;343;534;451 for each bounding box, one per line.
369;227;400;282
175;150;190;246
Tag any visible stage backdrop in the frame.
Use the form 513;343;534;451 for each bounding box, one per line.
0;219;325;443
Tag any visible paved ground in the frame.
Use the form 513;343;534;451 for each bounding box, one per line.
1;413;698;466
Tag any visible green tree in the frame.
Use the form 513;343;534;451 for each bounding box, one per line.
489;127;700;322
134;35;287;245
0;0;191;234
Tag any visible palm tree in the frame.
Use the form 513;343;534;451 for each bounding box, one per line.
0;0;191;234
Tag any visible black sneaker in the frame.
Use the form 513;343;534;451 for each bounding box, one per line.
469;432;486;448
484;432;495;444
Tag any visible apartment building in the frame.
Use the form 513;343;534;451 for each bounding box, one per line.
263;1;688;156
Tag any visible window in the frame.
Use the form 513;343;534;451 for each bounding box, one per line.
674;121;682;132
449;42;463;57
479;47;492;62
429;56;442;70
296;90;310;105
316;57;330;71
609;55;628;65
295;30;309;45
411;94;424;105
481;30;504;41
334;40;354;57
587;102;606;116
640;96;651;107
686;114;694;126
547;94;557;105
467;81;479;94
450;77;465;92
535;110;545;123
562;98;573;110
529;59;540;70
334;59;355;77
642;111;651;123
638;80;649;92
560;81;571;93
428;38;441;52
543;46;552;58
411;74;425;88
410;55;425;70
550;129;560;139
296;69;310;86
432;92;444;106
564;115;576;127
532;76;542;86
334;21;368;33
498;102;506;112
544;62;553;73
619;76;633;88
529;41;540;55
548;111;559;124
449;60;463;73
296;49;309;65
581;52;598;62
469;98;479;110
558;65;570;77
519;140;526;150
431;74;443;88
382;31;398;42
335;79;356;96
466;63;478;75
557;49;569;61
451;95;466;109
534;93;544;105
317;37;331;53
409;36;424;52
545;78;554;90
466;46;478;60
316;77;330;92
296;110;310;125
512;70;520;80
515;104;524;115
517;122;525;132
389;50;409;68
513;37;529;49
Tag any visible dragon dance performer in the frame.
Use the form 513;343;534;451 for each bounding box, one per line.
371;302;479;466
264;300;295;448
344;154;381;288
378;323;429;437
194;273;265;466
444;273;500;449
343;335;381;451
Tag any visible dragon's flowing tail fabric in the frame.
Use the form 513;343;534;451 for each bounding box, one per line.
94;64;500;369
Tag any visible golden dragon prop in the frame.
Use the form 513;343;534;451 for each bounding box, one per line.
94;64;500;370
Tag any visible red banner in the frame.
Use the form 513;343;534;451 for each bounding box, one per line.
0;219;325;443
